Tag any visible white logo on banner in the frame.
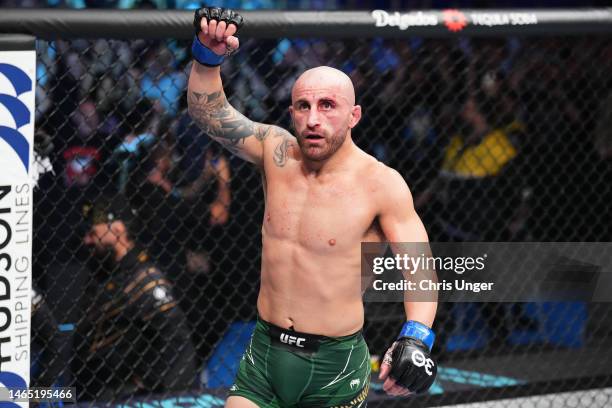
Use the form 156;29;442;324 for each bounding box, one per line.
0;48;35;408
371;10;438;30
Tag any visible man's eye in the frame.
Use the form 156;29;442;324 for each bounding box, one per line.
321;101;333;110
298;103;309;110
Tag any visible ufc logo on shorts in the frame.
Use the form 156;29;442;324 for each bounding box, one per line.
280;333;305;347
411;350;435;376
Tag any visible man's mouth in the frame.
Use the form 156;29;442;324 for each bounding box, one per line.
304;133;324;140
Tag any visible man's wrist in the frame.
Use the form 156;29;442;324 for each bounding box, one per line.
398;320;435;351
191;35;224;67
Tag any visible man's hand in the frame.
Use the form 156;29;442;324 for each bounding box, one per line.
194;7;243;58
379;322;437;396
147;168;172;194
210;200;229;225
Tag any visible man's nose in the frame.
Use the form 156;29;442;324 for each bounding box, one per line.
306;109;320;128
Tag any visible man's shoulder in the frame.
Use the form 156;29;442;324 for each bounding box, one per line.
260;125;299;167
126;261;169;291
125;263;176;310
260;125;296;145
357;153;409;193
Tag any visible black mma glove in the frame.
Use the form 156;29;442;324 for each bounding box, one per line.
381;320;437;394
193;7;244;34
192;7;244;67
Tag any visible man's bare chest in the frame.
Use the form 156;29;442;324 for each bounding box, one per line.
263;169;376;249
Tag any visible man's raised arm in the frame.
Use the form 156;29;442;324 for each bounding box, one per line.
187;8;272;166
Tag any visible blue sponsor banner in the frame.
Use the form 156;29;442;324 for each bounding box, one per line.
0;41;35;408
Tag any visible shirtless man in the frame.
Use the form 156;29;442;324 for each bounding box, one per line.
187;8;438;407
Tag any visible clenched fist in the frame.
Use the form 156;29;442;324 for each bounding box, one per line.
379;320;437;396
193;7;243;63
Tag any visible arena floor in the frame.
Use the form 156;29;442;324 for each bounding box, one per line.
437;387;612;408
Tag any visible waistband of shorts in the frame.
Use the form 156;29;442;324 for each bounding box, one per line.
256;316;363;344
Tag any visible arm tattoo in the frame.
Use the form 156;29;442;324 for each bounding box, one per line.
189;90;294;165
273;135;294;167
255;124;272;141
188;91;275;160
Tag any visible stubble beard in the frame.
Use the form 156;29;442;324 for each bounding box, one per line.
297;129;347;162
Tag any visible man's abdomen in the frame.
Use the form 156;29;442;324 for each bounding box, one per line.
258;235;363;336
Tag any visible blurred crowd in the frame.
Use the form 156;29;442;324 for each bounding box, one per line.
20;9;612;402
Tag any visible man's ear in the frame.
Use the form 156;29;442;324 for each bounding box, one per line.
349;105;362;129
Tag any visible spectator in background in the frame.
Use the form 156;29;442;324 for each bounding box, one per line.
131;140;185;271
63;146;101;188
514;39;594;241
35;41;56;126
381;41;468;199
173;103;232;226
109;99;156;192
124;113;231;271
145;140;231;225
76;194;196;400
45;40;85;156
224;56;271;123
140;45;186;116
414;79;529;350
132;113;232;361
416;89;524;241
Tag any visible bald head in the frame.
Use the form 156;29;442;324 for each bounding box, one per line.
289;66;362;163
292;66;356;106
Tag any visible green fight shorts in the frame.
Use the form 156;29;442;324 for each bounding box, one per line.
228;318;371;407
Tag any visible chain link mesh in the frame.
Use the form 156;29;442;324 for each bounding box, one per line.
30;34;612;406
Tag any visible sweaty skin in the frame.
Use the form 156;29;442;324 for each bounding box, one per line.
187;21;436;342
